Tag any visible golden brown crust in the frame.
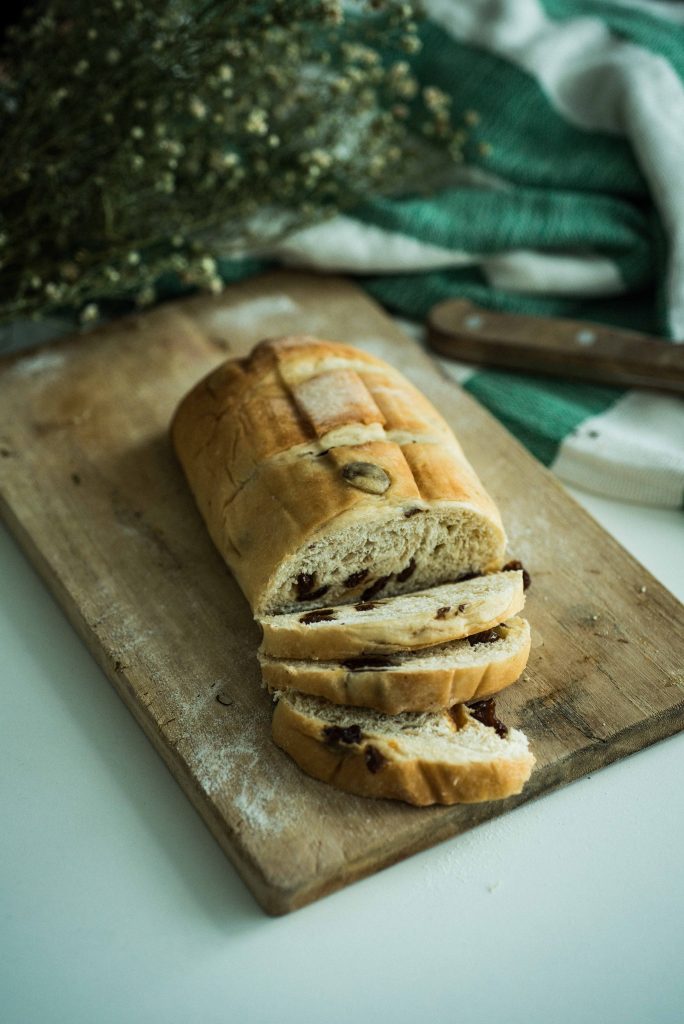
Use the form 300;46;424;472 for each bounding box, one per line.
259;619;531;713
400;442;500;517
271;699;535;806
171;335;506;614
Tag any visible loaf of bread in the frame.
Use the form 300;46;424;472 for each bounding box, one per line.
172;333;536;807
259;570;525;660
171;335;506;615
272;691;535;805
259;616;530;714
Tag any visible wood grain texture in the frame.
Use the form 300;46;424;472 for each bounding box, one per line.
1;271;683;915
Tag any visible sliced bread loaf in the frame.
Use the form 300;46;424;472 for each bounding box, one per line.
171;335;506;615
260;617;530;714
271;691;535;805
259;570;525;660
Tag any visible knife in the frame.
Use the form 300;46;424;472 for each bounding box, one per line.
426;299;684;395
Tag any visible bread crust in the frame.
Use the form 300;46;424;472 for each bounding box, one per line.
260;618;531;714
271;698;535;806
171;336;506;614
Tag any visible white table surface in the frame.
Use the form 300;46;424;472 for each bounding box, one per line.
1;484;683;1024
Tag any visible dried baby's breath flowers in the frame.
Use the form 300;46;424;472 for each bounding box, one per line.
0;0;468;325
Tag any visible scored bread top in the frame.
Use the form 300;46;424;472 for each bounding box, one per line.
171;335;506;614
171;335;456;499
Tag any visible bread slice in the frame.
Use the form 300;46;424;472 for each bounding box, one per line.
259;617;530;714
171;335;506;615
271;691;535;805
259;570;525;660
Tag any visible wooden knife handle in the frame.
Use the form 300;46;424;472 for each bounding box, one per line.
427;299;684;395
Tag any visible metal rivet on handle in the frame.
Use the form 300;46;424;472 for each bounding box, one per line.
464;315;483;330
576;329;597;346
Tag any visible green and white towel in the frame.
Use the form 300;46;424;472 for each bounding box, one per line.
266;0;684;509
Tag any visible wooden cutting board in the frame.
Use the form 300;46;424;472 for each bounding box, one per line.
1;271;682;915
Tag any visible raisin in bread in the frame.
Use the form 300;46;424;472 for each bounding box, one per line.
259;617;530;714
171;335;506;615
259;570;525;660
271;691;535;806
